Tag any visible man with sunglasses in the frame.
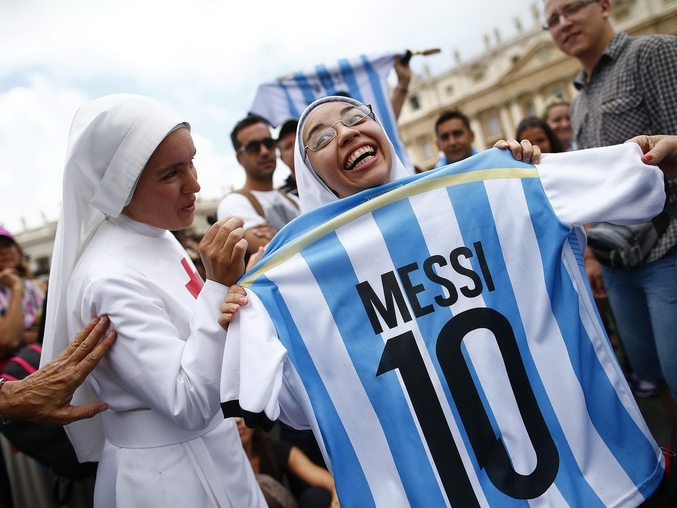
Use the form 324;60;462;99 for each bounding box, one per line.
217;115;300;255
544;0;677;419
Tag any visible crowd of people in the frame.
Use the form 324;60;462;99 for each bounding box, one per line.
1;0;677;506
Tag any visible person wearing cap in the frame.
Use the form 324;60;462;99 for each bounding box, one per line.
0;227;45;361
40;94;266;508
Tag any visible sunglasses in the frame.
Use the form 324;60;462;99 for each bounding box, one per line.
237;137;276;154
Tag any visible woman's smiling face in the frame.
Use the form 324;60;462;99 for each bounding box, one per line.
303;101;392;198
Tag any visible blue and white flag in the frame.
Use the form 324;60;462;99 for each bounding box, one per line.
249;52;414;172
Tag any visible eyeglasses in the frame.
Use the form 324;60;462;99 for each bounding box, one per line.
237;137;276;154
304;104;374;156
542;0;600;30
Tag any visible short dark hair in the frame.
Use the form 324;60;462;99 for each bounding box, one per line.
230;114;270;151
515;116;564;153
277;119;298;141
435;110;471;136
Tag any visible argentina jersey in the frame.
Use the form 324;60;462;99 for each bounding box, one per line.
221;145;666;507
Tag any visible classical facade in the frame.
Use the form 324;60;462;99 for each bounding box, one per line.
398;0;677;170
13;0;677;273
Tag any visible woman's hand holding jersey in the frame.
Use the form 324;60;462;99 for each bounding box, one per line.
199;215;248;287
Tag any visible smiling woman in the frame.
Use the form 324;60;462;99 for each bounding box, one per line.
295;96;411;211
40;94;266;508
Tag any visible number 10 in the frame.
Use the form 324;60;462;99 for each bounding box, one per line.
377;307;559;505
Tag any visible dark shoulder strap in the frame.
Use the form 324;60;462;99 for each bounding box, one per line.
276;190;300;211
231;188;265;219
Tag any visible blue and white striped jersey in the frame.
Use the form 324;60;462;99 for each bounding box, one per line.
221;145;666;507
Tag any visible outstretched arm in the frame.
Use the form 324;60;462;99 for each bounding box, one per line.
0;316;116;424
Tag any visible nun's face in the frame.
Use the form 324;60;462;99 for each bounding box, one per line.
303;101;392;198
122;127;199;231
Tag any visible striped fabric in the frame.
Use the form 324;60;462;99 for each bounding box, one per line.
249;52;414;172
222;146;665;507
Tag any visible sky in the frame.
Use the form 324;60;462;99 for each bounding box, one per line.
0;0;544;233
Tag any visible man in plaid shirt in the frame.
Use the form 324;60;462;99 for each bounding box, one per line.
544;0;677;410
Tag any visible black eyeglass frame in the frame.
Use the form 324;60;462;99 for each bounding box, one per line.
541;0;601;30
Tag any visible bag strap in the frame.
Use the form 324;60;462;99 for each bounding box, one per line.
231;188;300;219
276;189;300;211
231;189;265;219
651;199;677;237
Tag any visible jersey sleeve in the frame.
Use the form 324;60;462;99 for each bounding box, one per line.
217;193;267;230
220;290;289;431
81;274;228;431
537;143;666;227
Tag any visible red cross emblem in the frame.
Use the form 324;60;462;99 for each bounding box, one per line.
181;258;204;299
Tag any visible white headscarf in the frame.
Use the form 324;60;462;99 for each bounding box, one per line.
40;94;187;457
294;96;412;212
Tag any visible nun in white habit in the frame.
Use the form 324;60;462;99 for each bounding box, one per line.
41;94;266;508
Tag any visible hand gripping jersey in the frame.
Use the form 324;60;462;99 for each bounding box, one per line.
221;145;666;508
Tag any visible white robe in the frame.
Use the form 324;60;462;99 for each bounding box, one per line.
67;214;265;508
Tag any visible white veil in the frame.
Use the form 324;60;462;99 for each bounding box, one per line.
41;94;188;460
294;96;412;212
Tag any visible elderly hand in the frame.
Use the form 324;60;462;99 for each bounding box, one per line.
494;139;542;165
626;135;677;180
199;216;248;287
0;316;116;424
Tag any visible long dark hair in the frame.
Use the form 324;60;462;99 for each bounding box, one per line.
515;117;563;153
251;427;283;483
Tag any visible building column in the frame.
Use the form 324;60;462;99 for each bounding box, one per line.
509;101;524;127
470;117;487;151
498;105;515;139
532;92;546;118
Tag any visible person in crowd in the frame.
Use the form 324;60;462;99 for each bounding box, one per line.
217;115;300;256
434;110;477;167
220;95;668;506
0;316;114;424
40;94;266;508
516;116;564;153
277;119;299;196
544;0;677;412
542;96;576;151
0;228;45;362
236;418;338;508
